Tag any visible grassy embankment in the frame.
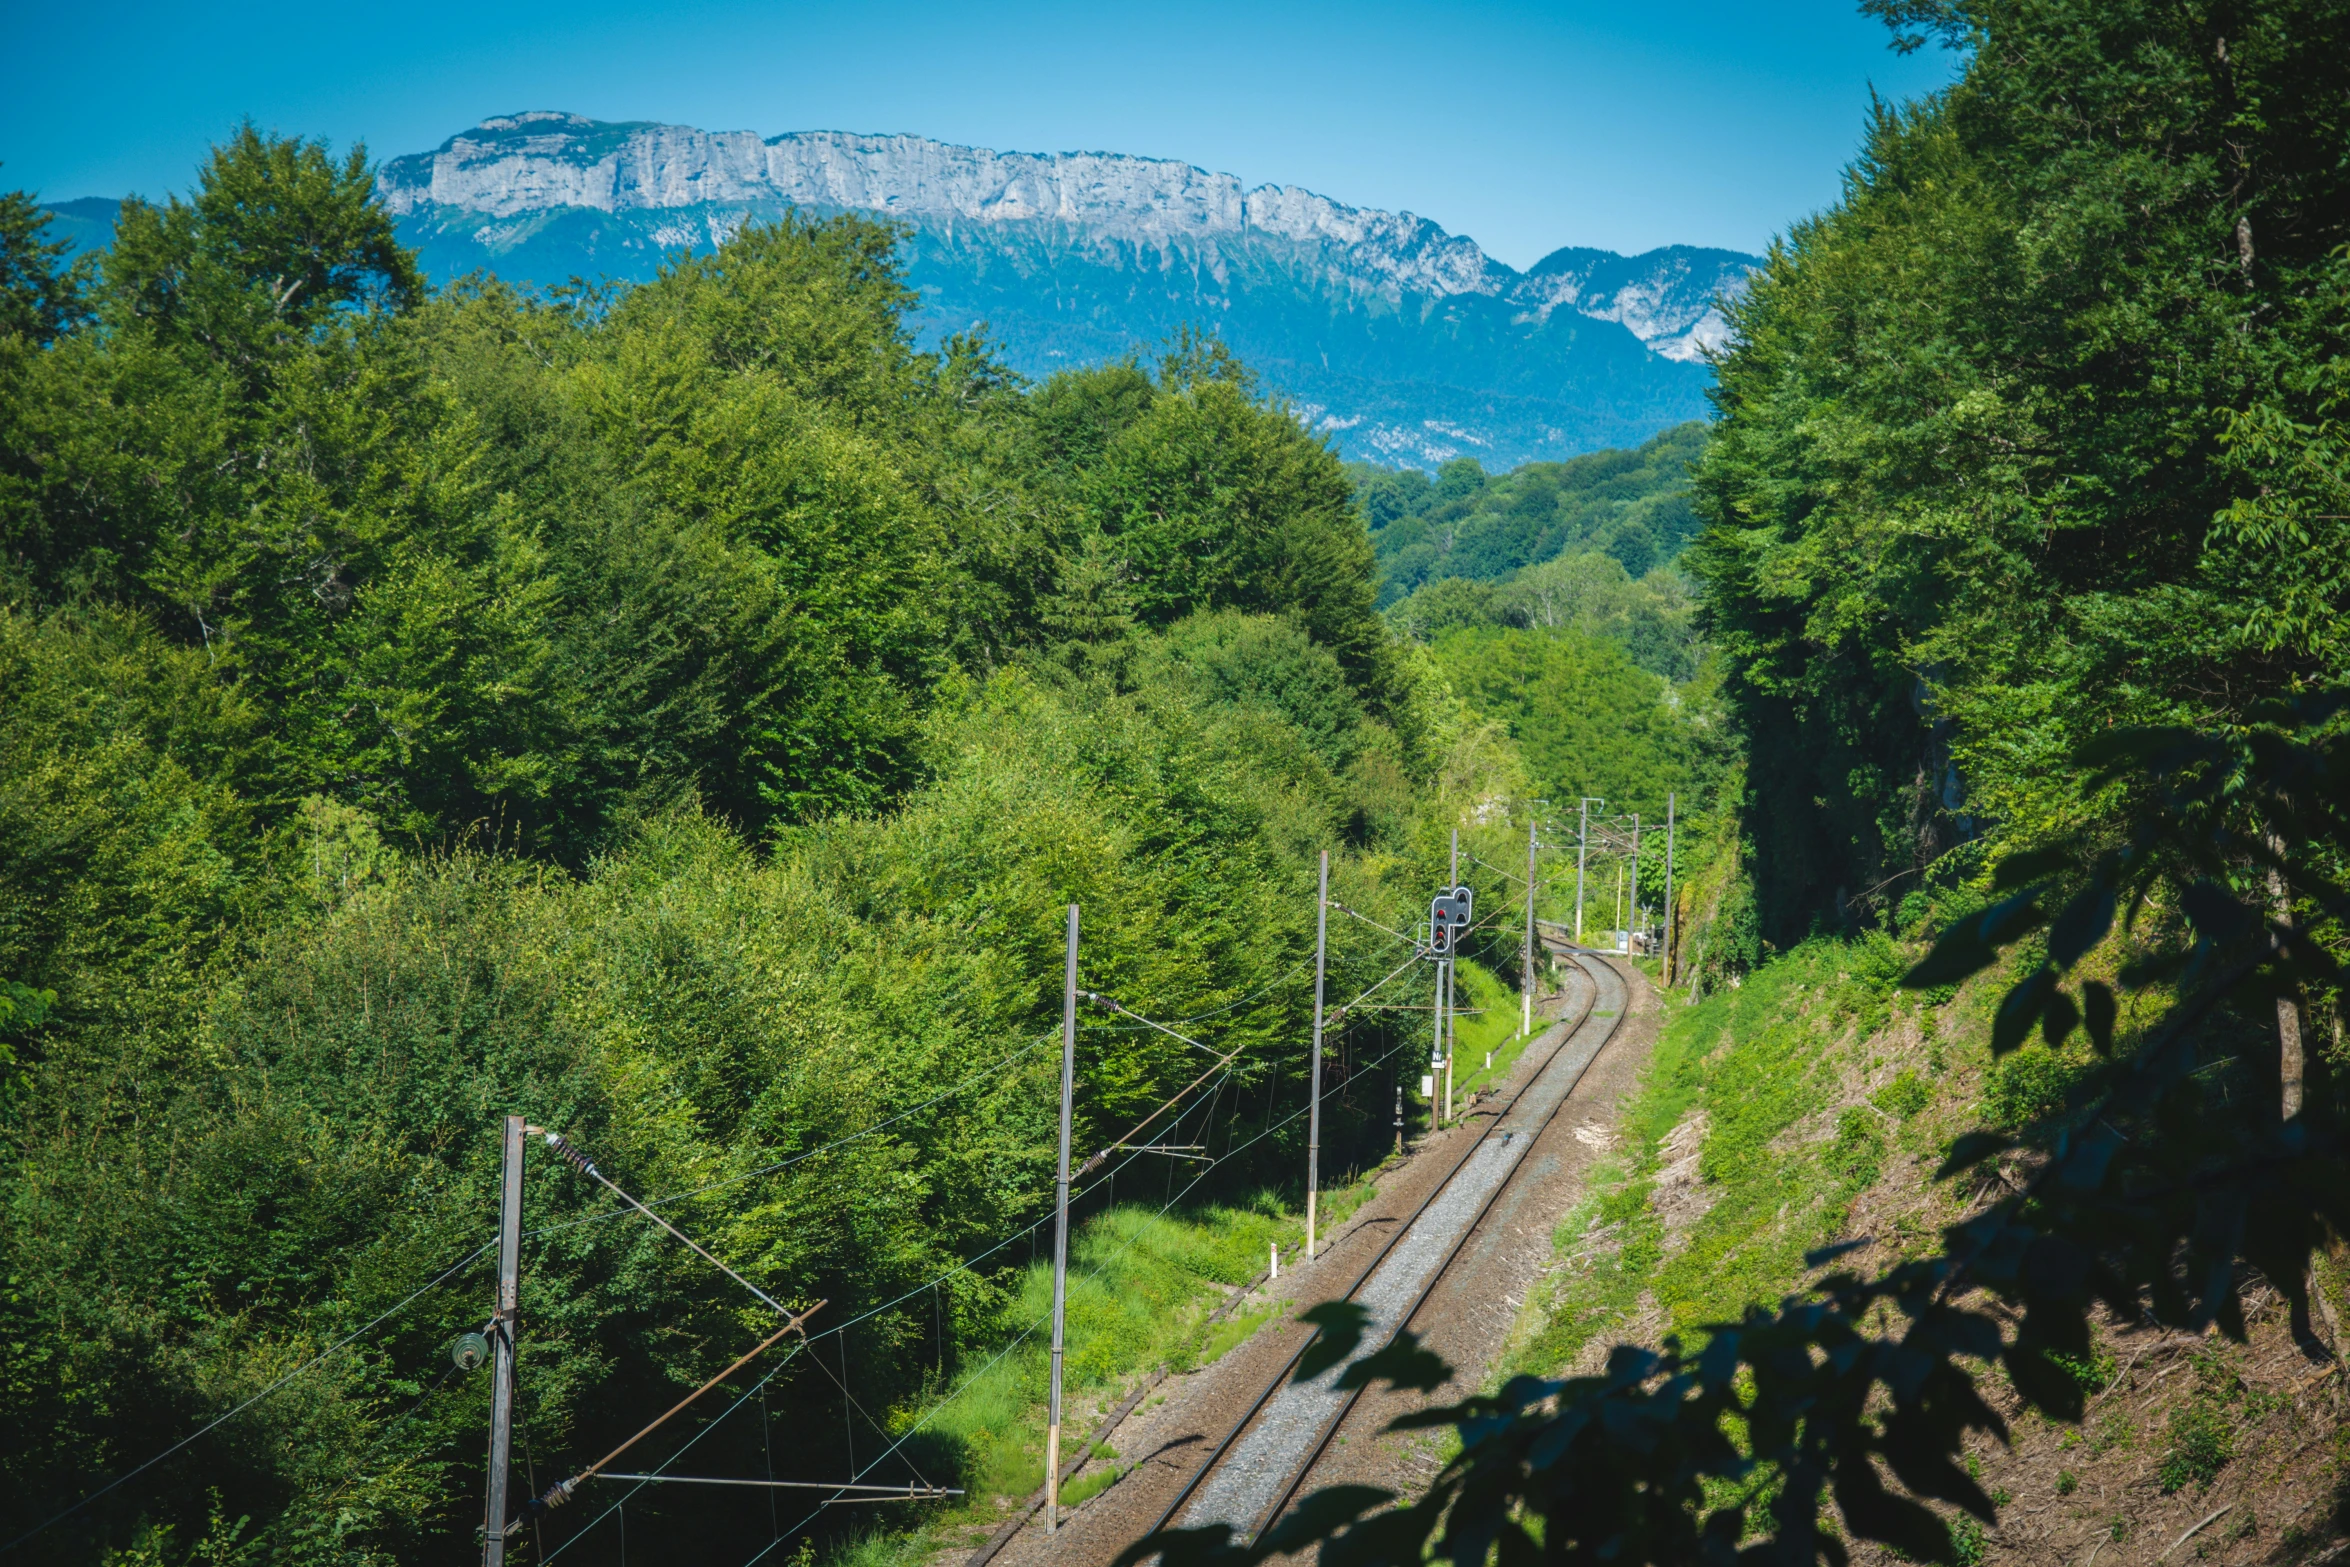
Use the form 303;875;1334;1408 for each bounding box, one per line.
818;956;1546;1567
1501;937;2350;1556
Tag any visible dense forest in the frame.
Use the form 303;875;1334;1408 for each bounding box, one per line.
1186;0;2348;1563
9;0;2349;1558
0;131;1723;1565
1691;0;2350;944
1353;424;1727;898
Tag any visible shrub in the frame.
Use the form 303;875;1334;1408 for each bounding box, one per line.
2157;1402;2235;1493
1873;1069;1932;1121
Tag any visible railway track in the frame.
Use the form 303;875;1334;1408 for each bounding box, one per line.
1145;942;1629;1548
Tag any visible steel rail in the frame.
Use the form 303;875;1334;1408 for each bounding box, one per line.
1245;944;1625;1545
1140;943;1615;1541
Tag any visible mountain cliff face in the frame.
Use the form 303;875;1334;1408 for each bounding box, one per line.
372;112;1758;465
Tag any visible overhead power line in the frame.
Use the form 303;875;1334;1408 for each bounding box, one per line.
725;1019;1446;1567
1326;899;1418;947
3;1237;497;1555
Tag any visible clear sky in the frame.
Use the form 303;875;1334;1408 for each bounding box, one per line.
2;0;1960;269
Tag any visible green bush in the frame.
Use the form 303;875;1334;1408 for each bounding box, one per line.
1872;1069;1932;1121
2157;1401;2235;1493
1983;1043;2086;1128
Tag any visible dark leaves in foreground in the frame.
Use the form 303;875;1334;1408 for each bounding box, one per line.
1123;700;2346;1563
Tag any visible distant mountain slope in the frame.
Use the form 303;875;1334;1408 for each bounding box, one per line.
29;197;120;260
1360;420;1708;602
375;113;1758;466
36;116;1754;468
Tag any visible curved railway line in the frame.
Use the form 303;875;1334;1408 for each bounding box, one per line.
1141;939;1628;1550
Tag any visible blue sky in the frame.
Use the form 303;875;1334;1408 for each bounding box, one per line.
3;0;1960;268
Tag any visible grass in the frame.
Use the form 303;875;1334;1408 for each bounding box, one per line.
914;1199;1298;1505
1451;958;1546;1098
1510;938;1917;1375
831;1160;1386;1567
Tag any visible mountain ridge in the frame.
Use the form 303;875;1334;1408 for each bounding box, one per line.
44;113;1760;467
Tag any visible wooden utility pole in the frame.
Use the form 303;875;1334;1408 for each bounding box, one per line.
483;1115;524;1566
1046;905;1079;1534
1663;794;1677;985
1307;851;1328;1259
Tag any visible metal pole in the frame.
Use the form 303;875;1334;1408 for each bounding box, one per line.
1523;814;1538;1036
1430;953;1446;1127
1046;905;1078;1534
1663;794;1677;985
1307;850;1328;1259
484;1115;524;1566
1446;830;1458;1122
1574;799;1593;943
1630;815;1642;959
1614;859;1625;954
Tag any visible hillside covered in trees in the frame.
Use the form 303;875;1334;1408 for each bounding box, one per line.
1183;0;2349;1562
0;131;1730;1565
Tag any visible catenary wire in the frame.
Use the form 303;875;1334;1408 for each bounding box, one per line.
550;945;1444;1564
1326;899;1419;947
2;1237;498;1555
741;1019;1445;1562
552;1069;1250;1563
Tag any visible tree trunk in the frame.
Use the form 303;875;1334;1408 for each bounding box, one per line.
2267;832;2305;1123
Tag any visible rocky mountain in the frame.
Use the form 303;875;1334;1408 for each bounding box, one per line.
46;113;1761;467
379;113;1758;467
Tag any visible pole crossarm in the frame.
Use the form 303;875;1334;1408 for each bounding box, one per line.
534;1302;826;1515
590;1474;963;1499
1074;1041;1247;1179
1078;991;1218;1057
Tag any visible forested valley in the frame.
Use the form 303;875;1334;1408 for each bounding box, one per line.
0;128;1725;1565
6;0;2350;1560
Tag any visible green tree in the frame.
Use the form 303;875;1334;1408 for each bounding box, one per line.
1690;0;2350;939
104;124;421;362
0;182;90;344
1084;337;1388;702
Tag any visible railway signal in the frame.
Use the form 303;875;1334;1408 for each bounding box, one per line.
1426;886;1471;955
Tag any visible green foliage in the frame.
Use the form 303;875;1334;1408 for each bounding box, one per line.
1427;625;1730;822
1388;551;1704;684
1361;421;1706;601
1980;1043;2086;1128
0;180;91;344
1873;1068;1932;1121
1135;611;1367;771
1132;696;2348;1563
0;125;1454;1566
2158;1401;2235;1493
1081;336;1388;703
1688;0;2350;942
1516;942;1895;1377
